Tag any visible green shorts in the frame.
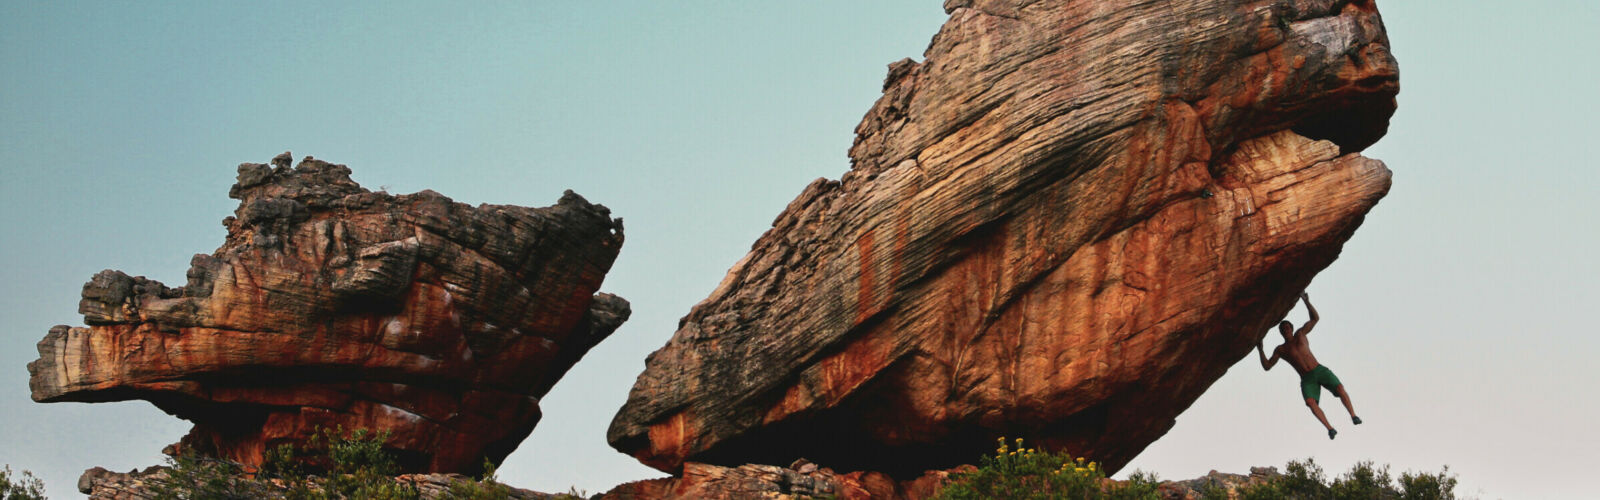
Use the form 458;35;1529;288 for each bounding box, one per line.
1300;365;1343;402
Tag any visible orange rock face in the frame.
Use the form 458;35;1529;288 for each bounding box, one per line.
610;0;1397;478
29;154;628;474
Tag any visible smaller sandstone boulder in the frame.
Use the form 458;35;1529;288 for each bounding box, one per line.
31;154;629;474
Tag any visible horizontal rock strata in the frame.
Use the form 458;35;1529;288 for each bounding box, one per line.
610;0;1397;477
31;153;628;474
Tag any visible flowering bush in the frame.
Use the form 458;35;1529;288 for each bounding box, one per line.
932;437;1160;500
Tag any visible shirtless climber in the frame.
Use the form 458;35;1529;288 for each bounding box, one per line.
1258;292;1362;439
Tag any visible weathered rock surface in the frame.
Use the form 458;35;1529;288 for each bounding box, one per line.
593;460;1278;500
76;466;557;499
30;153;628;474
74;460;1277;500
611;0;1397;478
598;460;966;500
1154;467;1284;500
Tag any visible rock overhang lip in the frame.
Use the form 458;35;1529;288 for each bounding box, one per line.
1279;4;1400;154
1284;78;1398;155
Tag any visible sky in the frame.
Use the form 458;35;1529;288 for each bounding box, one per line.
1;1;1594;498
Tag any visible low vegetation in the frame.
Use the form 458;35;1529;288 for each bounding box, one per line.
1229;458;1458;500
933;437;1162;500
0;466;47;500
3;433;1464;499
934;438;1459;500
3;425;590;500
147;426;515;500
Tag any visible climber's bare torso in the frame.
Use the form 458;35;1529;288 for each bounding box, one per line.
1273;330;1320;376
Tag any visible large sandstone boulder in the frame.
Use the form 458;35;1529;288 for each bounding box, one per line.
29;153;629;474
609;0;1397;477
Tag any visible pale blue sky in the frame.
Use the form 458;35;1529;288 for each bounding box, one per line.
2;2;1594;498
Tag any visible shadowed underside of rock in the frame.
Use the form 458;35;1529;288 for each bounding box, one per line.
29;154;629;474
610;0;1398;477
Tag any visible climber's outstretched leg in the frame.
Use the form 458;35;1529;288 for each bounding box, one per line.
1334;384;1362;425
1305;397;1336;439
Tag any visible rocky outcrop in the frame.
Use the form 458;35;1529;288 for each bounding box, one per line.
76;467;165;500
593;460;1281;500
30;153;628;474
76;466;557;499
599;460;966;500
1154;467;1285;500
610;0;1397;478
75;460;1280;500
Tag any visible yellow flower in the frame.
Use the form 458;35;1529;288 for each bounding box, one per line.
1088;461;1097;470
1016;438;1024;445
1076;457;1085;464
1075;467;1086;474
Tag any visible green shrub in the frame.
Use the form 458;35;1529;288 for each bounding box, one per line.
1398;467;1457;500
1280;458;1332;498
1233;458;1458;500
932;448;1462;500
1330;461;1395;500
932;437;1160;500
1116;471;1162;500
313;428;418;500
438;460;514;500
1235;480;1288;500
1197;478;1231;500
150;453;277;500
151;426;430;499
0;466;47;500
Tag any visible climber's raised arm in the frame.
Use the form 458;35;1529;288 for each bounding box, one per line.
1257;339;1280;370
1297;291;1319;337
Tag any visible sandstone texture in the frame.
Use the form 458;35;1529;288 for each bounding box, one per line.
610;0;1397;478
30;153;628;474
592;460;1280;500
599;460;966;500
1154;467;1286;500
77;466;556;500
74;459;1277;500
